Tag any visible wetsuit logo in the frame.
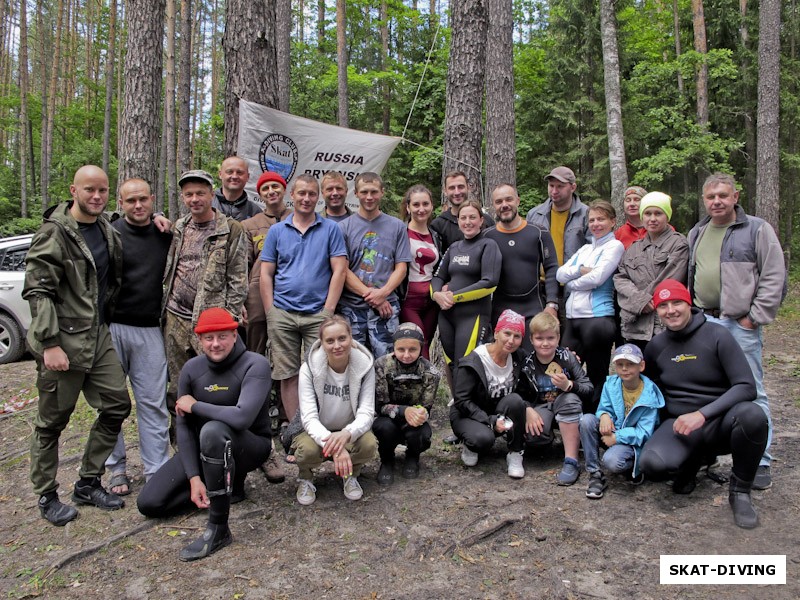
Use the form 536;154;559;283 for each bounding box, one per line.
508;240;516;247
204;384;230;392
670;354;697;363
259;133;298;182
453;255;470;266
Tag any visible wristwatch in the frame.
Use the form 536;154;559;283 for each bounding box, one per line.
546;302;559;311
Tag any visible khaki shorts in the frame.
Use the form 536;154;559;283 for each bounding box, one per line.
267;306;326;379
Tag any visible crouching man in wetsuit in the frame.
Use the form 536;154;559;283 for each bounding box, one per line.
138;308;272;560
640;280;768;528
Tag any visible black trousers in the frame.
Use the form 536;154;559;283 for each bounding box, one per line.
372;415;432;462
138;421;270;523
450;393;527;453
639;402;768;484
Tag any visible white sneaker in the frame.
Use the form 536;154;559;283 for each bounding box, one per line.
343;476;363;501
296;479;317;505
461;446;479;467
506;451;525;479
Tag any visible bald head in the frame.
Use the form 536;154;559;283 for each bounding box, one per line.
70;165;110;223
219;156;250;198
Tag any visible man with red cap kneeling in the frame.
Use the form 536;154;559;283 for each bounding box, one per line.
640;279;768;528
138;308;273;560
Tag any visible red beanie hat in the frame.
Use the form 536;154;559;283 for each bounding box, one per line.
256;171;287;192
194;308;239;334
495;309;526;336
653;279;692;309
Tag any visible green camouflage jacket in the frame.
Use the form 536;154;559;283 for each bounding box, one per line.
374;353;441;419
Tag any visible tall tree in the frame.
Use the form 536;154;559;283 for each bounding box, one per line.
223;0;278;155
755;0;780;230
599;0;627;214
102;0;117;180
19;0;29;217
41;0;65;209
119;0;165;186
277;0;291;112
485;0;515;195
380;0;390;135
163;0;178;216
177;0;192;171
691;0;708;219
336;0;348;127
443;0;487;200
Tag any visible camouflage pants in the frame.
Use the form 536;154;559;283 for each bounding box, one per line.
164;312;203;426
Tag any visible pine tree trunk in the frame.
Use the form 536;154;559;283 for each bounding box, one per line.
380;0;390;135
177;0;192;172
42;0;65;210
336;0;348;127
672;0;684;95
165;0;178;217
739;0;756;211
119;0;165;187
223;0;279;156
485;0;515;196
599;0;627;215
691;0;708;222
102;0;117;185
277;0;291;112
443;0;487;201
37;0;49;211
317;0;325;49
755;0;780;230
19;0;29;218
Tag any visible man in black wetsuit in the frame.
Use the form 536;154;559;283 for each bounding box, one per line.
484;183;559;350
138;308;272;561
640;279;768;529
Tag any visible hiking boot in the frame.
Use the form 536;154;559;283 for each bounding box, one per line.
72;480;124;510
672;471;697;495
557;458;581;486
260;451;286;484
461;446;479;467
586;471;607;499
627;471;645;486
38;494;78;526
751;465;772;490
296;479;317;506
402;454;420;479
506;451;524;479
179;522;233;561
343;476;363;501
377;461;395;486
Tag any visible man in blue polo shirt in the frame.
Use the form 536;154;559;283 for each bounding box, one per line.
260;174;348;427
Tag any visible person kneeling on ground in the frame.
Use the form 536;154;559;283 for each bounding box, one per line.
137;308;273;561
292;315;378;505
373;323;442;484
450;310;529;478
639;279;768;529
520;312;593;486
579;344;664;499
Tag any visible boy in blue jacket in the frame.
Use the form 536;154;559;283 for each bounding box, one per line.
579;344;664;499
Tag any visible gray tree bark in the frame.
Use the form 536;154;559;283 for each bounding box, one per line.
177;0;192;173
164;0;178;216
223;0;278;156
19;0;29;217
336;0;348;127
443;0;487;203
277;0;291;112
599;0;627;215
119;0;165;188
102;0;116;187
755;0;781;231
484;0;515;196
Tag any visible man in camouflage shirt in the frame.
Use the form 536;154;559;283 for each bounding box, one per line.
162;170;248;436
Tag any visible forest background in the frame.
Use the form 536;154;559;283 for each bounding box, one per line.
0;0;797;262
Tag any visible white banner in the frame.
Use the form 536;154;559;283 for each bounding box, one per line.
237;100;402;211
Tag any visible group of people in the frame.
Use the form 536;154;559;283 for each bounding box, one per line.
22;160;784;564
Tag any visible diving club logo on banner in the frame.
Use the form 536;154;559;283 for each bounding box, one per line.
258;133;299;182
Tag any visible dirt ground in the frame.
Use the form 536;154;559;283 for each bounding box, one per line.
1;315;799;600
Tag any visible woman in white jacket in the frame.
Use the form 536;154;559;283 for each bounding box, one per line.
292;315;378;505
557;200;624;412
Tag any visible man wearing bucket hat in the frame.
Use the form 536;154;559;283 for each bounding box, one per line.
138;308;272;561
640;279;768;529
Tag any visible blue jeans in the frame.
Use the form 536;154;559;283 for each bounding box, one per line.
580;413;635;474
706;316;771;466
339;301;400;358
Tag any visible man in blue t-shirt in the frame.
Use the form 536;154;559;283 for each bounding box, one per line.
260;174;348;428
338;172;412;357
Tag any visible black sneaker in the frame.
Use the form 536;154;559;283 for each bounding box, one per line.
179;523;233;561
39;494;78;526
72;481;125;510
377;461;395;486
751;465;772;490
402;455;420;479
585;471;607;499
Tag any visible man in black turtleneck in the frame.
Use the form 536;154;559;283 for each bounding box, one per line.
213;156;261;221
104;179;173;496
138;308;272;561
640;279;768;529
